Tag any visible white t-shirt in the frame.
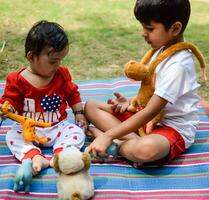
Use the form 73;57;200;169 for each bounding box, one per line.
152;48;200;148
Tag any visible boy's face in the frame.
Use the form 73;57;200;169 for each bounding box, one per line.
140;21;175;50
28;46;69;78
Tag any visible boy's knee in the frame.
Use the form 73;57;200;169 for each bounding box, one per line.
135;139;163;162
120;139;160;162
84;99;96;112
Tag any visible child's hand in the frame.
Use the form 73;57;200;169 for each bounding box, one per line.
75;114;88;132
107;92;129;113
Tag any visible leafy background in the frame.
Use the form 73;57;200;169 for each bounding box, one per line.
0;0;208;100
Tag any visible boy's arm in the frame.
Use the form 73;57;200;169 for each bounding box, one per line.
107;94;167;139
87;94;167;156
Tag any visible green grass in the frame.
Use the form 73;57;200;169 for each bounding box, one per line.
0;0;208;100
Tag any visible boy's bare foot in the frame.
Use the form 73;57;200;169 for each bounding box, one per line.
86;126;103;138
32;155;50;176
87;126;123;146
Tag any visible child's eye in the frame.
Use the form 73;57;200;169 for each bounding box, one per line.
49;61;56;65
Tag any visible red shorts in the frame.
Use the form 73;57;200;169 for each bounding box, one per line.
113;111;185;164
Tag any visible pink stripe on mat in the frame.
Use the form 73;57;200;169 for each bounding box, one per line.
94;189;209;199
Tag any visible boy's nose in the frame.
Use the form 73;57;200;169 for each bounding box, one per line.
141;30;148;37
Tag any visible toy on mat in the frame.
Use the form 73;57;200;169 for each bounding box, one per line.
106;142;119;157
124;42;206;136
85;140;119;162
13;159;33;193
53;148;94;200
1;100;51;143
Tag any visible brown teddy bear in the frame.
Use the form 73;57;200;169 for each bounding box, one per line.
53;148;94;200
124;42;206;136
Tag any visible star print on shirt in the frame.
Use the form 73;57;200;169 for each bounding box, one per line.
40;93;62;112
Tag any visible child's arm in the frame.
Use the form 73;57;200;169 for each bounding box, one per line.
87;94;168;156
72;102;88;131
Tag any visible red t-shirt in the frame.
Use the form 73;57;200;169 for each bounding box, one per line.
0;66;81;123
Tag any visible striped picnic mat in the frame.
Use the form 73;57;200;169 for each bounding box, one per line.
0;77;209;200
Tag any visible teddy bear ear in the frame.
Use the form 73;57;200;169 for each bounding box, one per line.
82;152;91;169
53;154;60;172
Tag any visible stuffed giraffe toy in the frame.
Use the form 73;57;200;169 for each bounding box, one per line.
1;100;51;143
124;42;207;136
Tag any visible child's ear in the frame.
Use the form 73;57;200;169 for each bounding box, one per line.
170;22;182;36
82;152;91;169
53;154;60;172
26;51;33;61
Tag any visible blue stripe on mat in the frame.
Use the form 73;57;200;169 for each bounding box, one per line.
0;77;209;199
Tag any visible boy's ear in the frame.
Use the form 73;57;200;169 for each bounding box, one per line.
170;22;182;36
26;51;33;61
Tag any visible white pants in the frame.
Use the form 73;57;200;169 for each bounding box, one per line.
6;119;86;161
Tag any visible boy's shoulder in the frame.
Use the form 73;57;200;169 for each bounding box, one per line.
155;49;195;75
160;48;194;67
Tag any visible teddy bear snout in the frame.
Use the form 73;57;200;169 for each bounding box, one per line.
58;150;85;174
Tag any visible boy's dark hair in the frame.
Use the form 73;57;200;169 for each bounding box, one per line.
25;20;69;56
134;0;190;34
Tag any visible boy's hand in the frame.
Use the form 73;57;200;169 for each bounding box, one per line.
86;133;112;157
107;92;129;113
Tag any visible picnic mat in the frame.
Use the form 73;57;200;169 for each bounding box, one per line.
0;77;209;200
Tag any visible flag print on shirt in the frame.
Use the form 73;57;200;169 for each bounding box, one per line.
40;93;61;112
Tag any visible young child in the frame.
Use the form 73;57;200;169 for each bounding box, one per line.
0;20;87;175
85;0;204;165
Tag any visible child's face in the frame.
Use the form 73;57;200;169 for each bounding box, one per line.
29;46;69;78
140;21;175;50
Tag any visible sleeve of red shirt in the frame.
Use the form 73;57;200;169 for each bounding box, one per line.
61;67;82;107
0;72;23;111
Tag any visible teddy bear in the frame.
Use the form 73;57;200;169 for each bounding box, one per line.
53;148;94;200
124;42;206;136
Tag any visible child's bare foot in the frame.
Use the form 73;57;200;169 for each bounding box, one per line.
32;155;50;176
87;126;103;138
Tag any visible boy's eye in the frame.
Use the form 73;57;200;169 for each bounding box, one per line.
146;27;154;32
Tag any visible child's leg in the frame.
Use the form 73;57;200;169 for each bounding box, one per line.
50;120;86;167
85;99;138;140
6;123;49;175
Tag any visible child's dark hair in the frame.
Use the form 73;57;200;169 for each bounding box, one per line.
25;20;69;56
134;0;190;34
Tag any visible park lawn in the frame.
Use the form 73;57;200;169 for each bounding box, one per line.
0;0;208;100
